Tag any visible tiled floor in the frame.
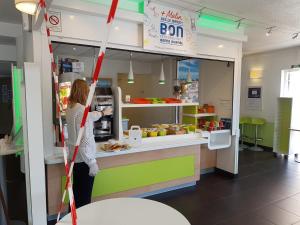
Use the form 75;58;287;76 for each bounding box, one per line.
148;150;300;225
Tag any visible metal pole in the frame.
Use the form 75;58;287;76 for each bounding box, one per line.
0;183;11;225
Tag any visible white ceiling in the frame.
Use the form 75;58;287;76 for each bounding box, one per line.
162;0;300;54
0;0;22;24
0;0;299;54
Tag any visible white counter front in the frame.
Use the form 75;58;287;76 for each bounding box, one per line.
45;133;208;165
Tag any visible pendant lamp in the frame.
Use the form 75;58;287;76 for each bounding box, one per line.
186;71;192;84
186;60;192;84
159;59;165;85
15;0;37;15
128;52;134;84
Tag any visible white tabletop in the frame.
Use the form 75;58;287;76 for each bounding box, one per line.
56;198;191;225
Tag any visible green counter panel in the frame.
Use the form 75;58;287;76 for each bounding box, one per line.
62;155;195;202
277;98;292;154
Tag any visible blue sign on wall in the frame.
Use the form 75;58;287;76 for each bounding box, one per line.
177;59;200;81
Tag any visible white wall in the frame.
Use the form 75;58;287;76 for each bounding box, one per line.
199;60;234;118
0;22;22;38
120;59;176;127
0;21;23;63
0;44;16;62
241;47;300;122
57;54;153;87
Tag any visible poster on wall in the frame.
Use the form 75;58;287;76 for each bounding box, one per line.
177;59;199;81
177;59;199;102
247;87;263;111
144;2;198;54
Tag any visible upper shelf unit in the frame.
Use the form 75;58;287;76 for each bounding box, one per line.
183;113;216;118
121;103;199;108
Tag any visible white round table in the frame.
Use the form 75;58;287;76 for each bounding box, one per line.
56;198;191;225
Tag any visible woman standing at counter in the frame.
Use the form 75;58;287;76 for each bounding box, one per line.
66;79;112;208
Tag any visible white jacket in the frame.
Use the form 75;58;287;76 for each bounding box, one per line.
66;103;102;166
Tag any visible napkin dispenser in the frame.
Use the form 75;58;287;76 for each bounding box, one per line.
128;126;142;146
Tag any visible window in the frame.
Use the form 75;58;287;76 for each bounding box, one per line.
281;68;300;98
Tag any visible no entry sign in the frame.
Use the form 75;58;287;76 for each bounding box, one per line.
48;11;62;32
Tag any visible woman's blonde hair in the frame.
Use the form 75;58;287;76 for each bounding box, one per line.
69;79;89;107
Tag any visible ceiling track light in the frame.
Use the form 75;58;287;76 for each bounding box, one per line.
235;18;244;29
266;26;276;36
196;7;206;19
292;32;300;39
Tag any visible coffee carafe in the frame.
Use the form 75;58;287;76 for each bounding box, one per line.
93;87;114;142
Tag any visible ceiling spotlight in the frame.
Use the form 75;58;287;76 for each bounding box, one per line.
235;18;244;29
266;26;275;37
197;7;206;19
292;32;299;39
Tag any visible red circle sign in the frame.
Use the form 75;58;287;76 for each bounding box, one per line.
49;15;59;25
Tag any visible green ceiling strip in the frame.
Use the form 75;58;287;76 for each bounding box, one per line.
82;0;144;13
197;14;241;33
82;1;240;32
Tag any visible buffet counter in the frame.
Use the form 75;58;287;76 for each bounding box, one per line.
45;133;208;164
45;134;210;216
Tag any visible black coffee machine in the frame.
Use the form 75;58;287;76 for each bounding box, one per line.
93;87;114;142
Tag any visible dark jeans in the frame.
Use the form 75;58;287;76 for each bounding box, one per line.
73;162;95;208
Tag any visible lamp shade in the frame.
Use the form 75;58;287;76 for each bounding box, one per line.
159;62;165;84
186;71;192;84
15;0;37;15
128;60;134;84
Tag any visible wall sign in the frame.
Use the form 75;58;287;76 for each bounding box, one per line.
48;11;62;32
144;2;198;54
247;87;263;111
248;87;261;98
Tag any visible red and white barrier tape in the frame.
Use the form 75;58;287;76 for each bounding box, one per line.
38;0;77;224
58;0;119;222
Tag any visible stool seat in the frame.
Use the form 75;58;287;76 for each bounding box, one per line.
240;117;251;125
251;118;266;126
